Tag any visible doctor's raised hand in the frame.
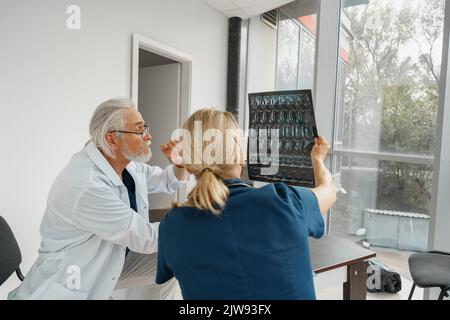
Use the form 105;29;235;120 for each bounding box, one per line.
160;139;187;181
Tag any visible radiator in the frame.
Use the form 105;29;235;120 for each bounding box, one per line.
363;209;429;252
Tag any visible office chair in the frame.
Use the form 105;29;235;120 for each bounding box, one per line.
0;216;25;286
408;250;450;300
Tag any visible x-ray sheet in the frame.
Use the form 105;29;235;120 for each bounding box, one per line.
247;90;318;187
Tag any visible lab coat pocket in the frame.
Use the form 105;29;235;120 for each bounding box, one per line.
41;282;89;300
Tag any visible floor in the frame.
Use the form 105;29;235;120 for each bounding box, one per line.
316;246;425;300
316;276;423;300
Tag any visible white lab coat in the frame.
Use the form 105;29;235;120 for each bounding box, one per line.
8;141;183;300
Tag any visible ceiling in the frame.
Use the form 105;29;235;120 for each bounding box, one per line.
202;0;371;20
278;0;319;18
139;49;177;68
279;0;370;21
201;0;294;19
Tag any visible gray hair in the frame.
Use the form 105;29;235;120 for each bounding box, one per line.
88;97;136;158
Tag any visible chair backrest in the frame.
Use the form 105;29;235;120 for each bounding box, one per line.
0;216;22;286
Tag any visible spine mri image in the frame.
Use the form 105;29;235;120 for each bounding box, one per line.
247;90;318;187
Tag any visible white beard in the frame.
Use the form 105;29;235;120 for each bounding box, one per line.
123;141;152;163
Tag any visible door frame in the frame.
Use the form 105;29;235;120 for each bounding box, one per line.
131;33;193;128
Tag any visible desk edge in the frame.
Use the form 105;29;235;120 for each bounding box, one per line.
314;252;376;274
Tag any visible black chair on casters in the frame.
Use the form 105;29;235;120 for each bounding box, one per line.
408;250;450;300
0;216;25;286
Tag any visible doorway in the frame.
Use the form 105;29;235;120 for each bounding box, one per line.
131;34;193;210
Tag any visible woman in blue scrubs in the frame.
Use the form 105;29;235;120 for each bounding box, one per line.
156;109;336;299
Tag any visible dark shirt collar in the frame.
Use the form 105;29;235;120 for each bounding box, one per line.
223;178;253;189
122;168;136;193
223;178;243;186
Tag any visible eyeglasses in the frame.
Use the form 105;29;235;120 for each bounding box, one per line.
110;124;150;137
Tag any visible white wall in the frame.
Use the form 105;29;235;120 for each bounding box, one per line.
244;16;277;131
243;16;277;188
246;17;277;96
138;63;180;209
0;0;227;299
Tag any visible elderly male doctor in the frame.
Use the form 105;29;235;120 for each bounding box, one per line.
9;98;187;300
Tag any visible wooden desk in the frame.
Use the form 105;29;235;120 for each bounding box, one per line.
149;208;170;223
310;236;376;300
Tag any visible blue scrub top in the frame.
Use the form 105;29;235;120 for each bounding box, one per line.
156;178;324;300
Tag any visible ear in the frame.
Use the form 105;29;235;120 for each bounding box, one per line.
105;132;120;152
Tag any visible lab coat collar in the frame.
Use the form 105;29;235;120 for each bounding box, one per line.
85;141;124;186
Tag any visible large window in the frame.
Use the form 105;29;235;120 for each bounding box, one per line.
332;155;433;237
276;1;319;91
331;0;445;252
276;11;300;90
